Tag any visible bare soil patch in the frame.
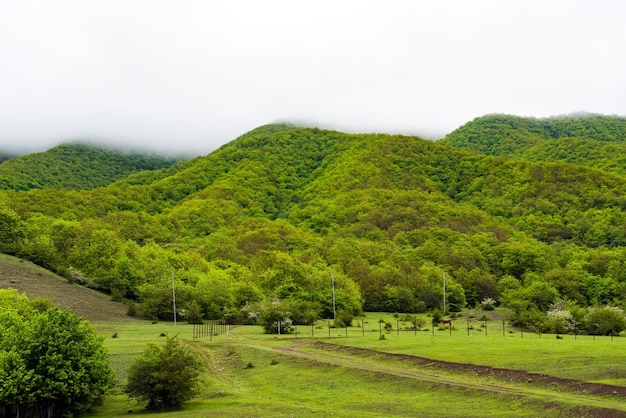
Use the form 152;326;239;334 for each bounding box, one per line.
270;340;626;417
314;341;626;397
0;253;133;323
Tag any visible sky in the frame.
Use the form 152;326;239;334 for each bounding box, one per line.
1;1;626;156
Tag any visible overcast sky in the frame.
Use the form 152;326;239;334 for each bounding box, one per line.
1;1;625;155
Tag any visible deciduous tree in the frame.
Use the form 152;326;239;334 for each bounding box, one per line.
125;336;202;410
0;290;115;417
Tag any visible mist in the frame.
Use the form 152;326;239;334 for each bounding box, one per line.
1;1;626;157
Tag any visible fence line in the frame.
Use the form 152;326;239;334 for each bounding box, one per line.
193;318;618;341
192;320;239;341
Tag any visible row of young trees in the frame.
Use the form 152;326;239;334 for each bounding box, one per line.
505;297;626;336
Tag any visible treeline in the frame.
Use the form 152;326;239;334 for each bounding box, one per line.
1;123;626;328
441;113;626;175
0;142;183;191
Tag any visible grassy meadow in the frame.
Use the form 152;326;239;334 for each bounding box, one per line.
3;255;624;417
321;313;626;386
86;313;626;417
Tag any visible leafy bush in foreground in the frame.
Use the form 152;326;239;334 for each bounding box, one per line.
0;289;115;418
125;336;202;410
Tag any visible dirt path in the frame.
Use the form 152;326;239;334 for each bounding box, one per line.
310;341;626;397
257;339;626;417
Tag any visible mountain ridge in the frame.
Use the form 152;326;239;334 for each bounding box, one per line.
0;142;185;191
2;117;626;325
441;113;626;174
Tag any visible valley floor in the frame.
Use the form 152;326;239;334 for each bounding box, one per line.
88;318;626;417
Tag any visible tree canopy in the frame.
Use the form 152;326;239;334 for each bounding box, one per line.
441;113;626;175
0;289;115;417
125;336;202;410
0;142;182;191
3;119;626;324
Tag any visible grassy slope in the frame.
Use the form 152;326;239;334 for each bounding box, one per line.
0;253;135;323
0;151;16;163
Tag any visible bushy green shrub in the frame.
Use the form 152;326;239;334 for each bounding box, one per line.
125;336;202;410
334;309;354;327
584;306;626;335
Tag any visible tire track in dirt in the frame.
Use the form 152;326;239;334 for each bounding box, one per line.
312;341;626;397
269;340;626;417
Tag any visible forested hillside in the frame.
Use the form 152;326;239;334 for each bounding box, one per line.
442;113;626;175
0;142;183;191
2;122;626;334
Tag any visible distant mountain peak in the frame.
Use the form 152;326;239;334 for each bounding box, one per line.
0;142;184;191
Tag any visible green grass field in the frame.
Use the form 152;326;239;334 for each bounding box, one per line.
86;313;626;417
5;255;624;416
319;313;626;386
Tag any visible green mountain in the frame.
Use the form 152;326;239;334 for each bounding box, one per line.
2;122;626;329
0;142;183;191
441;113;626;174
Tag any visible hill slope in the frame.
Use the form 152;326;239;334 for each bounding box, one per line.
3;122;626;322
0;142;183;191
0;253;133;323
441;113;626;174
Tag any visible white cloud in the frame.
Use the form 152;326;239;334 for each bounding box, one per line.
1;0;625;155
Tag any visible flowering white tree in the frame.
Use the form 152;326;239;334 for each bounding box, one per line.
480;297;497;311
546;308;576;334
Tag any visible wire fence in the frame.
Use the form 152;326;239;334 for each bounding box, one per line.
192;317;620;341
257;318;618;341
192;320;240;341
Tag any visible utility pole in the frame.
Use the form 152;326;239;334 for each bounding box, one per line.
332;270;336;320
172;269;177;326
443;272;447;313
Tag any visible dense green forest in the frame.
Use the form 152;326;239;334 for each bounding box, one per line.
442;113;626;175
0;142;182;191
2;119;626;333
